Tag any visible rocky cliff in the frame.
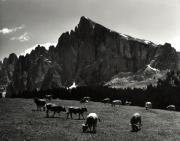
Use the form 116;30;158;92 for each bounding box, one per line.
0;16;178;96
55;16;178;86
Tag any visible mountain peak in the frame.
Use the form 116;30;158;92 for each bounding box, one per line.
78;16;96;29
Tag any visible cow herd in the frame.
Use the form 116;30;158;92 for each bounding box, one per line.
33;96;177;134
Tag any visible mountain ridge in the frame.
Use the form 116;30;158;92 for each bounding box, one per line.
0;16;179;96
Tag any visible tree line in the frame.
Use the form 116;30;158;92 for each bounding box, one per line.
11;71;180;110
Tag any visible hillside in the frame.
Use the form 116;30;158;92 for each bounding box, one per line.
0;98;180;141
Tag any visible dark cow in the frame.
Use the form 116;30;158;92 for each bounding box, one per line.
67;106;87;119
45;95;52;101
34;98;46;111
84;96;91;101
80;99;88;103
45;103;66;118
82;113;100;133
130;113;142;132
101;98;111;104
111;100;122;107
145;102;152;110
80;97;91;103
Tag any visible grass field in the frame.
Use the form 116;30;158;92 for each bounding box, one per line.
0;98;180;141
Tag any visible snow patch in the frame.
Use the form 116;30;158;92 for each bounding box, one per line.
44;58;52;63
68;82;78;89
146;64;159;72
120;33;129;39
144;40;151;44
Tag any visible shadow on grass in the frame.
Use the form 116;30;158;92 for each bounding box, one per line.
82;131;97;134
45;116;66;119
66;118;85;120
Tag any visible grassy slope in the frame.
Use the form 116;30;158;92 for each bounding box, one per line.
0;98;180;141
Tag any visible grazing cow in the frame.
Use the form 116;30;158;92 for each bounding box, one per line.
101;98;111;104
45;103;66;117
80;96;91;103
166;105;176;111
130;113;142;132
80;99;88;103
2;91;6;98
34;98;46;111
125;101;132;105
84;96;91;101
82;113;100;133
67;106;87;119
145;102;152;110
1;91;6;101
111;100;122;107
45;95;52;101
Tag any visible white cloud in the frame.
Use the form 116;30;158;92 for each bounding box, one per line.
10;32;30;42
21;42;57;56
170;36;180;51
0;25;25;34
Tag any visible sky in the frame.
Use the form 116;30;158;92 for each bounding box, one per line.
0;0;180;60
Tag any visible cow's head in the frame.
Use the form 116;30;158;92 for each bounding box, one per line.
82;124;88;132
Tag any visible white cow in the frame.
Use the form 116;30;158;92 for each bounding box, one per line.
82;113;100;133
111;100;122;107
2;91;6;98
166;105;176;111
125;101;132;105
145;102;152;110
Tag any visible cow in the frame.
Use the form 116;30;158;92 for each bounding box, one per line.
80;99;88;104
82;113;100;133
1;91;6;101
45;95;52;101
2;91;6;98
111;100;122;107
130;113;142;132
45;103;66;118
80;97;91;103
34;98;46;111
125;101;132;105
166;105;176;111
101;98;111;104
84;96;91;101
145;102;152;110
67;106;87;119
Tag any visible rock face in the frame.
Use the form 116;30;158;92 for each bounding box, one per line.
55;16;178;86
0;16;179;95
176;52;180;70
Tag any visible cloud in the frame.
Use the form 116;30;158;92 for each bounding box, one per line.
0;25;25;34
21;42;57;56
10;32;30;42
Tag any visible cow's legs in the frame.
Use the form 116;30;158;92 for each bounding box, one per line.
66;113;69;119
70;113;73;119
53;111;56;117
93;125;96;133
46;110;49;117
89;126;91;132
81;113;84;119
78;113;81;119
